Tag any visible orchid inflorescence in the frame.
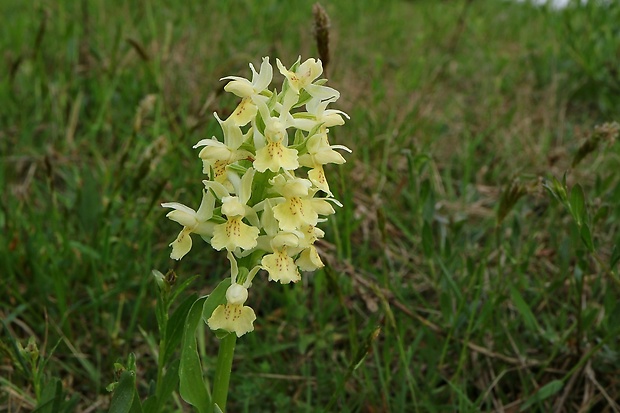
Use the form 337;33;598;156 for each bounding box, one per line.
162;57;350;337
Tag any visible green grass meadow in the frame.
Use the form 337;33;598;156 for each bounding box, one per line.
2;0;620;411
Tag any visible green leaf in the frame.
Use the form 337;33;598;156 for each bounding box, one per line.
592;205;609;225
520;380;564;411
542;176;568;205
108;371;143;413
610;244;620;269
143;359;180;412
169;274;200;306
569;184;586;226
421;221;434;257
580;223;595;252
179;296;210;413
202;278;232;323
33;378;62;413
32;378;79;413
509;286;539;332
163;293;198;365
159;360;180;407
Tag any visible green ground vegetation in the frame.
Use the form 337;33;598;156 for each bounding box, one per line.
1;0;620;411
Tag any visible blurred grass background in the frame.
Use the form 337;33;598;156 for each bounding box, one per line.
1;0;620;411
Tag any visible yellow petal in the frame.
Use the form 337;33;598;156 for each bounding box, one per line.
207;303;256;337
308;167;331;195
253;142;299;173
170;228;192;260
273;197;318;231
229;97;257;127
211;218;259;251
296;245;324;271
262;249;301;284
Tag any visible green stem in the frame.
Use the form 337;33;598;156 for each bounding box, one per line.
156;316;167;398
156;292;170;401
212;333;237;412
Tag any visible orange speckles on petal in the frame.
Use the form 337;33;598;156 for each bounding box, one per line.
262;248;300;284
226;218;239;238
213;160;229;179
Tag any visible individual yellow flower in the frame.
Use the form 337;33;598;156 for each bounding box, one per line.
210;169;260;252
296;245;324;272
296;224;325;248
270;174;337;232
207;284;256;337
208;253;258;337
261;233;301;284
293;96;349;132
162;190;216;260
270;175;315;231
194;114;252;183
221;57;273;126
298;132;351;195
276;57;339;100
252;96;299;173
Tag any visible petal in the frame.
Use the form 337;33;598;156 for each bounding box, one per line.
161;202;196;216
221;196;246;217
203;180;230;199
207;303;256;337
292;118;317;131
272;177;312;198
225;283;249;305
297;224;324;248
194;221;215;237
198;145;232;161
275;58;289;79
306;133;326;152
270;232;299;249
218;113;247;148
170;228;192;260
252;94;272;122
262;250;301;284
314;148;347;165
223;78;254;97
308;167;331;195
193;137;221;148
260;199;280;236
166;210;197;227
229;97;257;127
310;198;336;216
273;197;318;231
196;191;215;221
211;218;259;251
253;143;299;173
306;96;332;115
253;57;273;92
280;89;299;114
304;83;340;100
298;58;323;83
296;245;324;271
321;112;346;127
201;159;213;176
227;251;239;283
239;168;255;205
